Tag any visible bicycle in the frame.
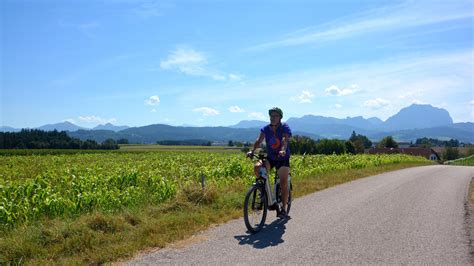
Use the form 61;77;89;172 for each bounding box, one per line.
243;152;293;233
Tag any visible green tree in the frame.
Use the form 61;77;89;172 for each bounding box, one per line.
353;139;366;154
290;135;318;154
117;138;129;144
377;136;398;148
443;146;459;161
349;131;372;153
316;139;347;155
345;141;356;154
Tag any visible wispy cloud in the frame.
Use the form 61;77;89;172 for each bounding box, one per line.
250;1;473;50
78;115;117;124
160;46;243;81
145;95;160;106
229;106;245;113
325;84;359;96
193;107;220;116
291;90;315;103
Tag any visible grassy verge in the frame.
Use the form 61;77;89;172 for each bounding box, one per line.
0;161;430;265
444;155;474;166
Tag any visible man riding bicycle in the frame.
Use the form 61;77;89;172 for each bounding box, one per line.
247;107;292;218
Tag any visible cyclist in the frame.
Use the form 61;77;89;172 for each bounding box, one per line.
247;107;292;218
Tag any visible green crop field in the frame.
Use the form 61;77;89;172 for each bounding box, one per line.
0;150;431;264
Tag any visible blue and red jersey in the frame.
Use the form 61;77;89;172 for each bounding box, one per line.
260;123;292;161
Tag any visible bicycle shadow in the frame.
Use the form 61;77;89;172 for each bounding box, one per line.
234;217;291;249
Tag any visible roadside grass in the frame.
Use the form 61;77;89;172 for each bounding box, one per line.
0;161;431;265
445;155;474;166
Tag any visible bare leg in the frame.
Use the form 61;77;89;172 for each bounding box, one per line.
253;161;271;178
278;166;290;212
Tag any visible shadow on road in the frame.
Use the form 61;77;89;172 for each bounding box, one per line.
234;217;290;249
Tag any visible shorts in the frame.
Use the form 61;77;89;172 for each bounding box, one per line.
268;158;290;170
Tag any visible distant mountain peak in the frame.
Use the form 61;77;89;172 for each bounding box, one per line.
93;123;129;132
384;104;453;130
38;122;87;132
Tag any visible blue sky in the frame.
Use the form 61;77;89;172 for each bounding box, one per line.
2;0;473;128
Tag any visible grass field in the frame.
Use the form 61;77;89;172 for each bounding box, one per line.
0;149;432;264
119;144;242;152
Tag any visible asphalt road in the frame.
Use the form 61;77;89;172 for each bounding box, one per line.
128;165;474;265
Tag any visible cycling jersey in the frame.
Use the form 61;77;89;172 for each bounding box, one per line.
260;123;292;161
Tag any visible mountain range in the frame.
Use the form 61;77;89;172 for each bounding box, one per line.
2;104;473;143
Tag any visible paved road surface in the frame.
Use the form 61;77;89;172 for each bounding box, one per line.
128;165;474;265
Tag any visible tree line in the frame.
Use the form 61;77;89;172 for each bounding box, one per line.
0;129;119;150
289;131;375;155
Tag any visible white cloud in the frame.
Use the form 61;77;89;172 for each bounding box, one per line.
334;104;343;109
291;90;315;103
151;109;157;113
193;107;220;116
229;106;245;113
248;112;265;120
469;100;474;106
78;115;117;124
363;98;390;109
160;47;206;73
159;47;242;81
325;84;359;96
145;95;160;106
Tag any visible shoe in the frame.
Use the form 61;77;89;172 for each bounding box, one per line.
277;209;287;218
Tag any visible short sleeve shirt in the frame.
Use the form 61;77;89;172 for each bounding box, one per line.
260;123;292;161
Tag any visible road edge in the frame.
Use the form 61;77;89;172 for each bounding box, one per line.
465;176;474;263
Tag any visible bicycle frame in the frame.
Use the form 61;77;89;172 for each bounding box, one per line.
256;160;292;208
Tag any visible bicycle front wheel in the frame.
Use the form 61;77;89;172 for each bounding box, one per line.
243;184;267;233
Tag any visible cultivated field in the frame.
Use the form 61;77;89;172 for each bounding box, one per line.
0;149;431;264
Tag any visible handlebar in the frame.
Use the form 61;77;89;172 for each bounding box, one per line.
246;152;267;160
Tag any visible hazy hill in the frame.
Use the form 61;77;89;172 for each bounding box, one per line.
37;122;87;132
93;123;129;132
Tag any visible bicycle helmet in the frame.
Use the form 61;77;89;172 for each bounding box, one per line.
268;107;283;118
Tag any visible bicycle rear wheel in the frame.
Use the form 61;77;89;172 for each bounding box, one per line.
244;184;267;233
276;181;292;215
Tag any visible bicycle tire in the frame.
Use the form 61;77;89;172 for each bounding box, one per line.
276;181;293;215
243;184;267;233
